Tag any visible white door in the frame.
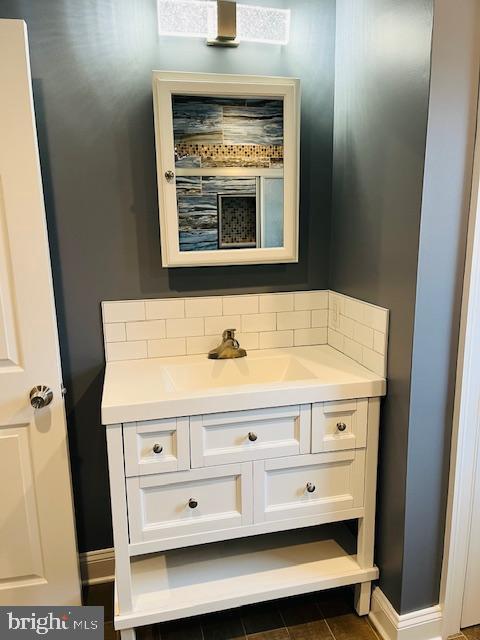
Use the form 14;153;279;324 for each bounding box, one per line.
0;20;81;605
462;438;480;628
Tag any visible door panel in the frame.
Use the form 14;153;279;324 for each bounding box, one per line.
0;20;80;605
462;431;480;628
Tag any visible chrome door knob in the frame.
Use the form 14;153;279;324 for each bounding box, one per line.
30;385;53;409
164;170;175;182
152;443;163;454
306;482;316;493
337;422;347;432
188;498;198;509
248;432;258;442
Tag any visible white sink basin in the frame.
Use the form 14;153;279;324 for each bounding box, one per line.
160;354;317;392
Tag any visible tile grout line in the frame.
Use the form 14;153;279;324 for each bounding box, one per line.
276;605;292;639
314;601;336;640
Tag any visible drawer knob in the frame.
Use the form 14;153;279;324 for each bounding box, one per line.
188;498;198;509
152;443;163;454
337;422;347;432
306;482;316;493
248;432;258;442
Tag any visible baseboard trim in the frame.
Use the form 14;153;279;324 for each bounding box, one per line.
79;548;115;585
369;588;443;640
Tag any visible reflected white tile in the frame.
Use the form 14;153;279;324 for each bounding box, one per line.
106;341;147;362
277;310;311;330
242;313;276;333
259;330;294;349
294;328;327;346
185;297;223;318
126;320;166;341
294;291;328;311
148;338;186;358
223;295;259;315
312;309;328;328
166;317;204;338
259;293;294;313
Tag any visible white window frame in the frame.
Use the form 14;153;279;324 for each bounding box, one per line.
152;71;300;267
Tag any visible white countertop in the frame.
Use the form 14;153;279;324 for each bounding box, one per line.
101;345;386;425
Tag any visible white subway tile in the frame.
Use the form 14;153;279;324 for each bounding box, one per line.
328;328;344;352
205;315;241;336
242;313;276;333
148;338;186;358
328;308;340;331
104;323;126;343
166;317;204;338
353;322;374;349
106;341;147;362
223;295;259;315
294;291;328;311
329;291;345;315
363;305;389;333
312;309;328;328
103;300;145;323
374;330;386;355
185;297;222;318
259;330;294;349
236;332;259;350
186;335;219;355
362;346;386;377
277;310;311;330
294;328;327;346
259;293;294;313
146;298;185;320
343;337;362;362
126;320;166;341
339;315;355;338
344;297;364;323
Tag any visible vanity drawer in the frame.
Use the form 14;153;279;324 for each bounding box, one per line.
126;463;253;545
253;450;365;523
123;418;190;477
190;405;311;468
311;399;368;452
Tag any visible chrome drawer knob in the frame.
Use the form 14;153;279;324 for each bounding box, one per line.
188;498;198;509
152;443;163;454
337;422;347;432
306;482;316;493
248;432;258;442
30;385;53;409
164;170;175;182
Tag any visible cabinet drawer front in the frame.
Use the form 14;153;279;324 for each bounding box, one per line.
254;451;365;523
191;405;311;468
127;463;253;544
312;399;368;452
123;418;190;476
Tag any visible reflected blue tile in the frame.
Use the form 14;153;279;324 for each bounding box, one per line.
176;176;202;195
173;96;223;143
202;176;256;195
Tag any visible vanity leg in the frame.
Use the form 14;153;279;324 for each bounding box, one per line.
120;628;136;640
355;581;372;616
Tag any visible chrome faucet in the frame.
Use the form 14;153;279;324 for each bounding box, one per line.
208;329;247;359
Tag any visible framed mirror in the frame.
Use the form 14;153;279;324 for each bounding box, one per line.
152;71;300;267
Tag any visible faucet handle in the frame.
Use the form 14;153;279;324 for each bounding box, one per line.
222;329;237;340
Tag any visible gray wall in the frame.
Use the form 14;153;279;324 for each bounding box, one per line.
331;0;479;614
0;0;336;552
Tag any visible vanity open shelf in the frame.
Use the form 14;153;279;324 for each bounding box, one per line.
115;525;378;630
102;344;386;639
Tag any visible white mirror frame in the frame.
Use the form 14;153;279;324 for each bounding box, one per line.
152;71;300;268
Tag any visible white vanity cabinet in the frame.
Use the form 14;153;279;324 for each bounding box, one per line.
105;395;382;640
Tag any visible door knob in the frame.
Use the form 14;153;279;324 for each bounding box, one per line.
30;385;53;409
164;170;175;182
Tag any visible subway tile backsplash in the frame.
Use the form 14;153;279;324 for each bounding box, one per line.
102;290;388;378
327;291;389;377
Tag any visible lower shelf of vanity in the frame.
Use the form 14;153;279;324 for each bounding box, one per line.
114;523;379;630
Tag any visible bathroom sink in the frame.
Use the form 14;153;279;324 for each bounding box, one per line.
160;354;317;392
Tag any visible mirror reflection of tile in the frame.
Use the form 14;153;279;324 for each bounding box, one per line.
173;96;284;252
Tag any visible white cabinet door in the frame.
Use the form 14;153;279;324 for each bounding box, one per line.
127;463;253;545
254;451;365;523
190;405;311;467
312;399;368;452
124;418;190;476
0;20;80;606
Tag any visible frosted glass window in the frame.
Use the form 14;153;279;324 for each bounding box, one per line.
158;1;290;45
262;178;284;248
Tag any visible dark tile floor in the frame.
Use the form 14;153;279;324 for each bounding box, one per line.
82;583;381;640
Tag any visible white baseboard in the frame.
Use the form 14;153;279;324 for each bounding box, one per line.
79;548;115;585
369;587;443;640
